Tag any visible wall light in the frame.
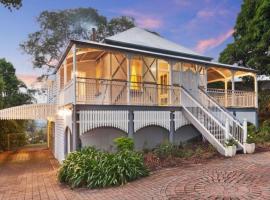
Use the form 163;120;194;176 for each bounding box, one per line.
58;108;72;117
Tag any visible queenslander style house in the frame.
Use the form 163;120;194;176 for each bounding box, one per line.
0;27;258;161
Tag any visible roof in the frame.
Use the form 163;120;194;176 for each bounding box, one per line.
105;27;212;61
54;39;257;74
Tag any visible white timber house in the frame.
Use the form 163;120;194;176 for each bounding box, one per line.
0;27;259;161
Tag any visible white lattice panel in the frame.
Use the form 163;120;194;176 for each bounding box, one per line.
79;110;129;135
174;111;190;130
134;111;171;132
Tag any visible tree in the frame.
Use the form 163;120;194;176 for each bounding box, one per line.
219;0;270;75
20;8;135;77
0;58;34;150
0;0;22;10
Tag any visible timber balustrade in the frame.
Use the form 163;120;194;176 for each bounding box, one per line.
207;88;255;108
57;77;256;108
75;77;181;106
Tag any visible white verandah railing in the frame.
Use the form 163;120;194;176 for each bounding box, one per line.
207;88;255;108
75;77;181;106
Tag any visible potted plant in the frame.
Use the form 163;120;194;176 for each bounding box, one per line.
245;133;256;154
225;138;238;157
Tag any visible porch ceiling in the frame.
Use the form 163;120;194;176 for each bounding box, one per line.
207;67;255;83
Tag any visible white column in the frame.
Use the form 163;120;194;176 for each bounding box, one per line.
231;71;235;107
169;60;174;105
254;74;258;108
126;54;131;105
225;79;228;107
179;62;183;86
72;44;77;104
205;67;208;91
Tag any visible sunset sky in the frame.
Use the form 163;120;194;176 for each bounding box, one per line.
0;0;242;87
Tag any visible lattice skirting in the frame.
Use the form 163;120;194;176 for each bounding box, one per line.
175;111;190;130
79;110;129;135
134;111;171;132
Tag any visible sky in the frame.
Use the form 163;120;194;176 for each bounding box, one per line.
0;0;242;87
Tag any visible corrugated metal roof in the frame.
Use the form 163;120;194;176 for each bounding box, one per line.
105;27;212;61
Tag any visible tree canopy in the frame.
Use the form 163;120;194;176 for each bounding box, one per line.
0;0;22;10
0;59;34;150
219;0;270;75
20;8;135;77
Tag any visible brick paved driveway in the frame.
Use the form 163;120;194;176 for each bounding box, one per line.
1;147;270;200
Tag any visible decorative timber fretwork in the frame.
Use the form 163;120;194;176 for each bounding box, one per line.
142;57;157;82
79;110;129;135
111;52;127;80
133;111;171;132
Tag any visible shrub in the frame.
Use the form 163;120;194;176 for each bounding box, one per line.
154;142;177;159
58;146;148;188
114;137;134;151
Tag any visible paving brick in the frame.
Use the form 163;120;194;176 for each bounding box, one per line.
1;147;270;199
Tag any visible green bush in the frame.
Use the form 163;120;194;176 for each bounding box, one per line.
58;146;148;188
114;137;134;151
154;142;177;159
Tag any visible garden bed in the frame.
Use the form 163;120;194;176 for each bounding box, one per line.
143;141;222;171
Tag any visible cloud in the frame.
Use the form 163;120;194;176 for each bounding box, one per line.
17;74;38;87
194;28;234;53
120;9;163;29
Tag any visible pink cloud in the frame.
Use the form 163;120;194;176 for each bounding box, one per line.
121;9;163;29
194;29;234;53
17;74;38;87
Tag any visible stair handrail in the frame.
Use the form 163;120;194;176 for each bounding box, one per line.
198;87;246;151
199;87;243;127
180;86;226;132
199;87;243;126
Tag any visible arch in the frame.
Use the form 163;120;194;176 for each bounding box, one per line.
134;122;170;132
174;125;200;145
64;127;72;157
133;125;169;151
80;127;127;152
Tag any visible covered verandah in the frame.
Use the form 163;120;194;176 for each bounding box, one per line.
206;66;258;108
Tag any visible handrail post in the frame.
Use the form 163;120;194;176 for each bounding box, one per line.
169;60;174;106
243;118;247;143
254;74;258;108
126;54;131;105
225;118;229;140
231;71;235;107
224;80;228;107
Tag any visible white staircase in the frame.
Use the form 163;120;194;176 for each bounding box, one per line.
180;87;247;156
